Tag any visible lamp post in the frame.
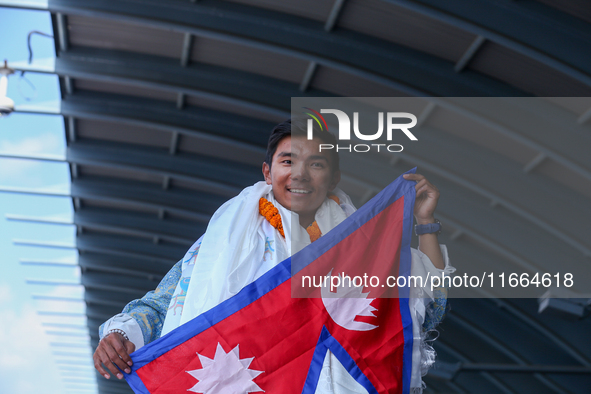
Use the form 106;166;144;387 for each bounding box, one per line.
0;60;15;117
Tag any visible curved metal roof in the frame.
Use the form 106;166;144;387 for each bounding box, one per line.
4;0;591;393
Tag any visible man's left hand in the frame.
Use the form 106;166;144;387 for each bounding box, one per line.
403;173;440;224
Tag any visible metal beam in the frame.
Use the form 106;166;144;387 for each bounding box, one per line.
0;185;69;197
523;152;546;173
454;35;486;72
19;232;181;267
465;363;591;374
82;287;146;308
67;115;76;142
21;257;76;266
40;310;85;317
489;298;591;367
80;269;162;295
379;123;591;257
43;323;87;329
56;12;69;51
34;295;83;302
0;152;65;162
72;209;200;246
25;279;81;286
434;97;591;185
57;359;93;365
447;313;570;393
59;90;268;165
42;213;194;247
9;208;204;246
416;101;436;126
348;163;586;291
436;213;540;274
78;252;173;280
46;0;526;97
58;364;95;370
299;61;317;92
8;214;71;225
342;125;591;259
14;100;61;114
84;304;133;321
75;232;185;264
176;92;185;109
180;32;193;67
24;46;322;122
96;381;133;394
62;379;96;383
49;47;289;122
383;0;591;88
15;239;76;249
325;0;347;32
47;330;89;337
66;139;260;197
577;107;591;125
70;176;222;222
434;341;515;394
64;77;74;95
0;0;48;10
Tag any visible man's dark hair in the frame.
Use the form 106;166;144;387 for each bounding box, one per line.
264;117;340;172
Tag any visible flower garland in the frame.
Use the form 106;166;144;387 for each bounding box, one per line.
306;221;322;243
259;197;285;238
259;194;341;242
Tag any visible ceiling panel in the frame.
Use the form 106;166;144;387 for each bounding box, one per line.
339;0;474;62
68;14;184;59
468;41;591;97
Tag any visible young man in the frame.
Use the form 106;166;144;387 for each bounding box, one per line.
94;119;452;392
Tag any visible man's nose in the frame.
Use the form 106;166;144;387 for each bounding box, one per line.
291;162;309;180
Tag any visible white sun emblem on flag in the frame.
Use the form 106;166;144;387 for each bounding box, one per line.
321;271;379;331
186;343;264;394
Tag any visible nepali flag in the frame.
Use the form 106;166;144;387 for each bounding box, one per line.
126;169;417;394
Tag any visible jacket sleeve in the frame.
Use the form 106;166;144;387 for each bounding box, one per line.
99;260;183;349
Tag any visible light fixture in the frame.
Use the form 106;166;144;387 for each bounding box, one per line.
0;60;15;117
538;288;591;320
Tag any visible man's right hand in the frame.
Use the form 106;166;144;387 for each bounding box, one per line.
93;332;136;379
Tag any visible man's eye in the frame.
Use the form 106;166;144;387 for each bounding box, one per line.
282;160;292;165
311;162;324;168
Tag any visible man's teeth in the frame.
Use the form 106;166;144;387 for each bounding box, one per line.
290;189;311;194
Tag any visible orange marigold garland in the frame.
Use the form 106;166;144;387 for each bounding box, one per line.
259;195;341;242
306;221;322;243
328;193;340;205
259;198;285;238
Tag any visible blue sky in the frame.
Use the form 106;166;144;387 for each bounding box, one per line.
0;7;97;394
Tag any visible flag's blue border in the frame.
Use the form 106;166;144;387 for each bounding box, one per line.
302;326;380;394
399;169;416;394
126;168;417;394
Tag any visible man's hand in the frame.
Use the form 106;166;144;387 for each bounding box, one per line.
403;173;444;269
93;332;135;380
402;173;440;224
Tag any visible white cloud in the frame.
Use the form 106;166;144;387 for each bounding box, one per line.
0;133;63;181
0;133;61;155
0;280;94;393
0;283;12;303
0;304;71;394
39;181;70;192
0;157;40;179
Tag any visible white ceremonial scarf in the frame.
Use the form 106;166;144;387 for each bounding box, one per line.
162;181;355;332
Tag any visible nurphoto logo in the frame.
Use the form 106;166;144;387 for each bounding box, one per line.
304;107;418;153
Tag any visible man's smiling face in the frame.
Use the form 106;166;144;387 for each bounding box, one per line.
262;135;340;227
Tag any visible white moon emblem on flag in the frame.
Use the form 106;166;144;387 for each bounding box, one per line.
321;271;379;331
186;343;264;394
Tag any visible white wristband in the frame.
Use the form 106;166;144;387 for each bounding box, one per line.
102;328;130;342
